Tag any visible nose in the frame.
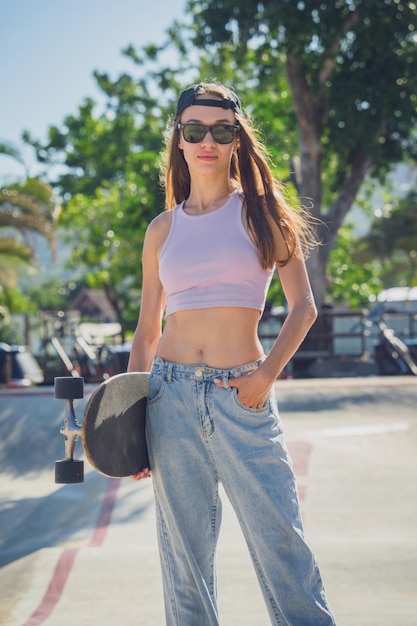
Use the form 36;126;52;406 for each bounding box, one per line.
201;127;216;143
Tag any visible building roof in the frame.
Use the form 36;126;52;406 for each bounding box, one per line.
70;287;118;322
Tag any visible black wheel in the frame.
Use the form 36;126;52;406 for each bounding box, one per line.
55;459;84;483
54;376;84;400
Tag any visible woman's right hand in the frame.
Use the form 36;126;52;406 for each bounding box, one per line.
131;468;152;481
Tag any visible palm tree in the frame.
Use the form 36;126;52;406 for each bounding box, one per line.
0;142;59;289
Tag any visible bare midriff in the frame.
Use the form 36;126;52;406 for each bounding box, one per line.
156;307;264;369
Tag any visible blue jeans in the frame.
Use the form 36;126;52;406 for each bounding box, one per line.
146;355;336;626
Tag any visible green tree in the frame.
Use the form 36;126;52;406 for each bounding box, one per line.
26;277;81;313
186;0;417;308
0;143;58;308
24;1;417;325
328;223;383;308
24;62;173;332
359;189;417;287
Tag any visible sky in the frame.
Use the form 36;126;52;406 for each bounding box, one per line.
0;0;187;180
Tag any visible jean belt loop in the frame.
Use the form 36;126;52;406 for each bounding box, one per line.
222;371;230;390
166;362;173;383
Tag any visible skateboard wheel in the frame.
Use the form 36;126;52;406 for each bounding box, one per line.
55;459;84;483
54;377;84;399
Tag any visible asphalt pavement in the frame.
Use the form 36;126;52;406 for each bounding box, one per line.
0;376;416;626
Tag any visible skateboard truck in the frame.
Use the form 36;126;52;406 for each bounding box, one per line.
54;376;85;483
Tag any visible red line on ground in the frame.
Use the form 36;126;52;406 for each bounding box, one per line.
22;549;77;626
288;441;314;476
21;478;121;626
89;478;122;547
287;441;314;505
297;484;307;502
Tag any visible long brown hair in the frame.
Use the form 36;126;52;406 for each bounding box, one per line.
161;81;315;268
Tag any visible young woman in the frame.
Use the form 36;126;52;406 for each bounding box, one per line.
128;81;337;626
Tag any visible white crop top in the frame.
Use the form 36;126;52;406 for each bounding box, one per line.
159;191;275;316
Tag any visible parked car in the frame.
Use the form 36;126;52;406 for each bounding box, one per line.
0;343;44;388
371;286;417;317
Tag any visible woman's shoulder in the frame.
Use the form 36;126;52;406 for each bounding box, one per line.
148;207;175;231
145;208;175;251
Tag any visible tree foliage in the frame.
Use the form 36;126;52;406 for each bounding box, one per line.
24;61;173;330
21;1;417;326
328;224;383;308
360;189;417;287
0;144;58;290
187;0;417;306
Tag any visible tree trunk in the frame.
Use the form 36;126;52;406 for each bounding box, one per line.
286;54;372;310
306;245;329;310
286;56;323;217
104;285;126;343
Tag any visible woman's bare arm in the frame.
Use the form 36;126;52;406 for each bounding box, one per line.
127;214;170;373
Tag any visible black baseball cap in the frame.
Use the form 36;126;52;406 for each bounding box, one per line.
175;83;242;118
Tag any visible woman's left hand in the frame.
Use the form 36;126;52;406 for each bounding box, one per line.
214;370;272;409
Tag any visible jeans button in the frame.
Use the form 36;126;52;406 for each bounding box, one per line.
195;368;203;377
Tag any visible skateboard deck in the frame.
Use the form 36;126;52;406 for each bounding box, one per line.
81;372;150;478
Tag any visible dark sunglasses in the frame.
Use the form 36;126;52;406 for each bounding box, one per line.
177;122;240;144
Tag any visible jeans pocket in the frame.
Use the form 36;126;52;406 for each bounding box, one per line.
147;372;166;405
231;387;270;414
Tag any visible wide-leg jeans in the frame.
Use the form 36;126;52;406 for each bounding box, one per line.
146;355;337;626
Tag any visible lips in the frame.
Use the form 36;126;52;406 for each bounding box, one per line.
198;154;217;161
